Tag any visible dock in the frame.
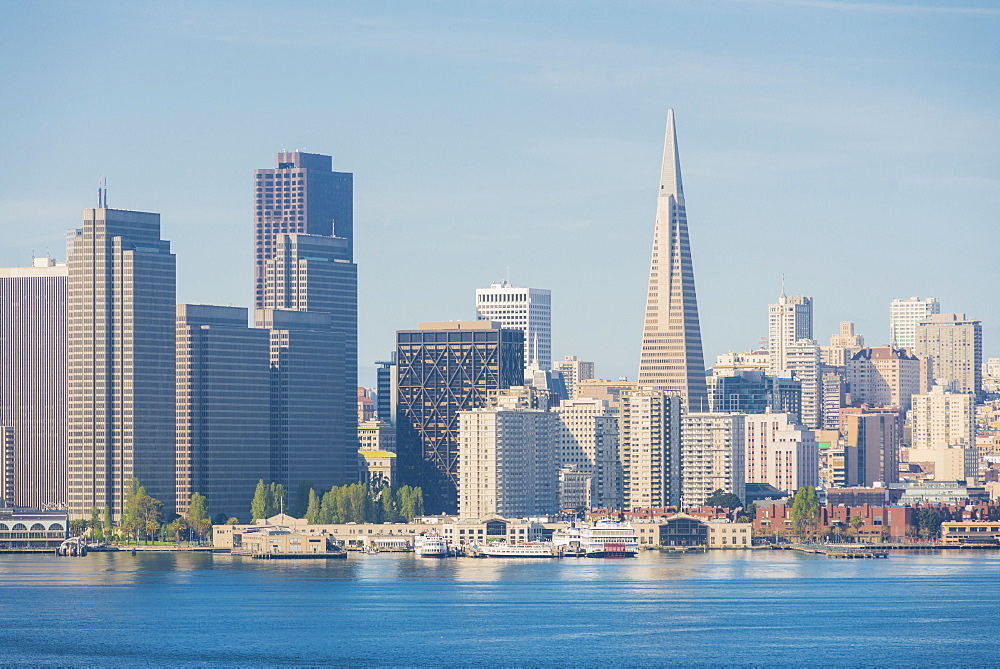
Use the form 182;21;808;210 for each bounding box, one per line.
785;543;889;559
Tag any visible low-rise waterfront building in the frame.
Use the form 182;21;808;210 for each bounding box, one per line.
0;508;68;551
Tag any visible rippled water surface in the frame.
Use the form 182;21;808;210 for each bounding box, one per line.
2;549;999;665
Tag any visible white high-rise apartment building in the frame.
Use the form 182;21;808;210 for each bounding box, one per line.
890;297;940;350
785;339;823;429
553;398;621;510
619;389;682;509
476;281;551;370
0;258;68;509
744;412;819;494
768;293;813;375
457;398;559;519
553;356;595;399
681;413;745;507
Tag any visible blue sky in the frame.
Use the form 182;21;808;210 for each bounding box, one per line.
2;1;997;385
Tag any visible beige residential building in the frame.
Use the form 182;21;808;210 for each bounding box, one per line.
457;403;559;519
680;413;746;507
619;389;682;509
768;293;813;376
847;347;922;410
889;296;940;350
914;313;983;397
744;412;819;494
785;339;823;429
823;321;865;367
553;356;595;399
552;398;622;510
908;386;977;483
706;522;753;549
575;379;638;410
712;350;770;376
358;419;396;453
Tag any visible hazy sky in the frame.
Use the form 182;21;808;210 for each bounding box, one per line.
2;1;997;385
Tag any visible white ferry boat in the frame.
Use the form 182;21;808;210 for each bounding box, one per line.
552;520;638;557
478;542;557;558
414;533;449;557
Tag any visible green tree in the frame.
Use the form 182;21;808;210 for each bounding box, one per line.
269;482;286;516
737;502;757;524
918;508;943;540
226;517;239;525
166;517;187;543
293;480;313;518
89;506;104;541
305;488;321;524
213;512;228;526
705;489;744;509
380;488;398;523
69;519;87;537
187;492;211;542
103;505;115;542
250;479;270;522
789;486;820;538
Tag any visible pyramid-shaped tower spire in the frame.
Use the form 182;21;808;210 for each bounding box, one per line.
638;109;707;411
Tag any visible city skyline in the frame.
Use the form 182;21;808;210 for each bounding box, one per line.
1;2;996;386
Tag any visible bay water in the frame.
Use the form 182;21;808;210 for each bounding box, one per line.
2;549;999;666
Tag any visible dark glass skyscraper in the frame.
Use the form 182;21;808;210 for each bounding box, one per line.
254;152;353;308
395;321;523;514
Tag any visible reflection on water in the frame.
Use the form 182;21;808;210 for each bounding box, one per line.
2;549;1000;665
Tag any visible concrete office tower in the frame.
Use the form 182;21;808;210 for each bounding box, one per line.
67;208;176;520
475;282;551;371
744;412;819;494
619;389;682;509
254;151;353;308
637;110;708;412
840;412;900;487
395;321;524;514
375;356;396;422
768;293;813;375
0;258;67;509
255;309;350;494
176;305;270;521
890;297;940;350
681;413;746;507
915;314;983;397
847;347;921;410
553;398;622;510
263;232;358;466
823;322;865;366
553;356;595;399
457;396;559;519
785;339;823;429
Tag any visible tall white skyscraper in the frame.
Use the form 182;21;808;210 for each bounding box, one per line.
681;413;745;507
890;297;940;350
768;292;813;375
0;258;68;509
619;389;682;509
475;281;551;370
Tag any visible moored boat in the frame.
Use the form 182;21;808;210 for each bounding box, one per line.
553;520;638;557
478;541;556;558
414;533;449;557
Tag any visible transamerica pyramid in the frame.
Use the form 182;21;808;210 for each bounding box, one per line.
637;109;708;411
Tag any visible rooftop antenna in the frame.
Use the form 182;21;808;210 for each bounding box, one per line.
780;273;785;298
506;266;510;285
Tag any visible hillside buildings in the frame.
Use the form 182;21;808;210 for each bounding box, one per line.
67;207;177;520
395;321;523;513
909;386;977;483
475;282;551;372
840;412;900;487
637;109;708;411
0;258;67;509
